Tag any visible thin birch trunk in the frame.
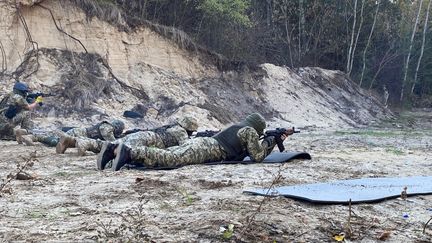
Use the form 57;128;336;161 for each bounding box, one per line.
400;0;423;102
348;0;365;76
411;0;431;95
347;0;358;75
298;0;304;63
360;0;380;87
282;0;294;67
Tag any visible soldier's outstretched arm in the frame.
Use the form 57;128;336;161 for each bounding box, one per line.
237;127;276;162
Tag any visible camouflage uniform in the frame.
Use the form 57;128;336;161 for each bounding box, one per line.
79;116;198;156
76;124;190;154
129;126;274;168
56;120;124;154
0;93;34;139
101;113;275;171
66;123;117;152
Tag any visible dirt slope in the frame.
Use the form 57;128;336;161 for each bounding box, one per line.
0;0;391;130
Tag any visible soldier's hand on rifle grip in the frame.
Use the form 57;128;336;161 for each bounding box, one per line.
285;127;295;136
35;96;43;103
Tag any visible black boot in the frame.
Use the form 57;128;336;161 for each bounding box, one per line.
112;144;131;171
97;142;118;170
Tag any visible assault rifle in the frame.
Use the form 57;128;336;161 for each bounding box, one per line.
122;128;147;136
264;127;300;152
26;92;55;106
194;130;220;138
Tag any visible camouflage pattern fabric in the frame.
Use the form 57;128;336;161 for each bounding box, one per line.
0;94;33;138
98;123;116;141
66;123;116;141
76;125;189;154
76;137;104;153
130;126;275;168
66;127;87;137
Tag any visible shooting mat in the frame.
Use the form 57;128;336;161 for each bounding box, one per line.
126;151;311;170
244;176;432;204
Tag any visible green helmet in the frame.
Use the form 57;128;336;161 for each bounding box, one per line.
243;113;266;135
177;116;198;132
110;119;125;137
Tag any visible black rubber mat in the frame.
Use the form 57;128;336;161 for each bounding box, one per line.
205;152;311;165
126;151;311;170
244;176;432;204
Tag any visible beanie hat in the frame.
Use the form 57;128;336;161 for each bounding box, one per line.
243;113;266;135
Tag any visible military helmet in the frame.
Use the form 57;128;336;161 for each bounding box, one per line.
177;116;198;132
110;119;125;136
243;113;266;135
13;82;30;95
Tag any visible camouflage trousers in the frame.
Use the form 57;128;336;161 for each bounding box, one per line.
75;131;166;154
66;127;87;137
0;111;34;139
130;137;227;168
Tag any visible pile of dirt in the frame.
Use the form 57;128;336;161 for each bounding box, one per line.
0;0;391;131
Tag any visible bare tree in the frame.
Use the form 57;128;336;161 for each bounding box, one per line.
298;0;305;63
282;0;294;67
411;0;431;95
369;44;398;90
400;0;423;102
347;0;358;76
348;0;365;77
360;0;380;87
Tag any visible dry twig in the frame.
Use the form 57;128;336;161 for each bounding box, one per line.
0;151;37;196
239;164;286;238
424;217;432;234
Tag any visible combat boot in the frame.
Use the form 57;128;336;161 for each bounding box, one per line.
111;144;131;171
56;135;76;154
76;139;88;156
15;129;28;144
21;135;35;146
97;142;118;170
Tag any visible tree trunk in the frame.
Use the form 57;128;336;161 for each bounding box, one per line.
346;0;358;76
283;1;294;67
400;0;423;102
348;0;365;77
298;0;305;63
360;0;380;87
411;0;431;95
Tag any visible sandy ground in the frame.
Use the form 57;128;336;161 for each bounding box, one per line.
0;112;432;242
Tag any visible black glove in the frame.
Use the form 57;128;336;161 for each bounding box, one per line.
263;136;275;147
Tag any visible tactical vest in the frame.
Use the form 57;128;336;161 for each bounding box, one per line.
151;124;180;148
86;121;110;140
213;123;248;161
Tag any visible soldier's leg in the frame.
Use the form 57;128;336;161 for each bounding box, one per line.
33;134;60;147
13;111;34;130
66;127;88;138
130;137;226;168
76;138;104;156
119;131;165;148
